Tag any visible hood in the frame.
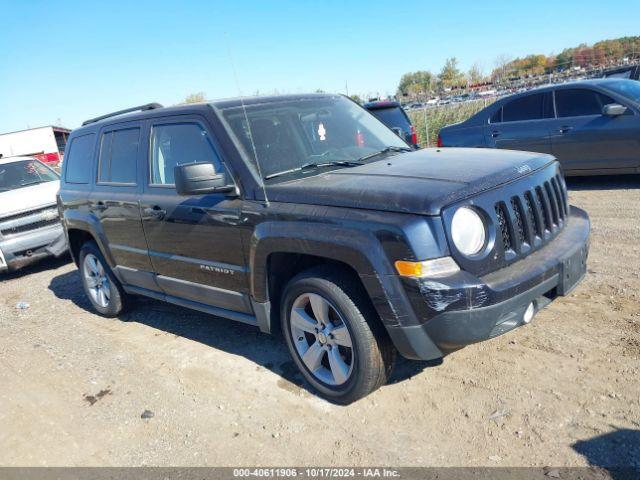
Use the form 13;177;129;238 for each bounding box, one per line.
0;180;60;218
266;148;555;215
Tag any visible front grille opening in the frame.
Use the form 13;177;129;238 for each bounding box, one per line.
535;186;551;231
524;192;540;237
544;181;560;226
551;176;567;219
510;197;527;245
495;203;512;252
556;175;569;216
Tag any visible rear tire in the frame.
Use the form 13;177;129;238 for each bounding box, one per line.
78;241;129;317
281;266;396;404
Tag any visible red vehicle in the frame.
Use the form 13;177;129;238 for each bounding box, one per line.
0;126;71;166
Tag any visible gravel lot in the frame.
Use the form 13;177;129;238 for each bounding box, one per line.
0;176;639;467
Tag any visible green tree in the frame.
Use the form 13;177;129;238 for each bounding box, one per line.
439;57;465;88
349;94;363;104
397;71;436;97
184;92;206;104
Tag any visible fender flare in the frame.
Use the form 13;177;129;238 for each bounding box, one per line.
248;221;415;328
63;210;116;269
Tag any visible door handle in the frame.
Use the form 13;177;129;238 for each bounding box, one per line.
143;206;167;220
558;125;572;134
491;130;501;138
92;202;108;211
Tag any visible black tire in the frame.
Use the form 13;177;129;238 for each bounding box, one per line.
281;266;396;404
78;241;129;317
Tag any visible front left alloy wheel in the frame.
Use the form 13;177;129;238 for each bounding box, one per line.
281;266;396;404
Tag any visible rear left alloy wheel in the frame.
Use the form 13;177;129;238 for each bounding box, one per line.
281;266;396;404
79;241;129;317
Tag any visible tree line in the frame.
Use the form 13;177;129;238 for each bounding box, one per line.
398;36;640;97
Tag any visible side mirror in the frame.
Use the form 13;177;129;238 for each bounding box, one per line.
602;103;627;116
174;162;235;196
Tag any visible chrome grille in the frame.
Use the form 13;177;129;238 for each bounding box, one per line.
0;205;59;237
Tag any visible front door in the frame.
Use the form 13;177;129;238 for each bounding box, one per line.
550;88;640;173
140;116;252;313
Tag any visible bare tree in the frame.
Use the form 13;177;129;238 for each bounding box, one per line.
467;63;485;84
493;54;513;82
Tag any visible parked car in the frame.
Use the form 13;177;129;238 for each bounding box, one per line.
602;65;640;81
0;126;71;167
439;79;640;176
363;100;419;148
0;156;67;273
58;94;589;403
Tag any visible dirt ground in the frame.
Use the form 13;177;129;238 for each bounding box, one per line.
0;176;639;468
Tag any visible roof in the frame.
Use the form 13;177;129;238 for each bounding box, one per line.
74;93;341;132
210;93;340;109
362;100;401;109
0;125;71;137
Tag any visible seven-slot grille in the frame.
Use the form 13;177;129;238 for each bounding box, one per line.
494;173;568;260
0;205;59;237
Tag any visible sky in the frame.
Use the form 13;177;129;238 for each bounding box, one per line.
1;0;639;133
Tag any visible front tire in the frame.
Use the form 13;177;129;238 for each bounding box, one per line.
78;241;129;317
281;266;396;404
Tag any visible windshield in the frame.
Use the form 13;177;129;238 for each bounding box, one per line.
0;159;59;192
603;79;640;103
218;95;409;182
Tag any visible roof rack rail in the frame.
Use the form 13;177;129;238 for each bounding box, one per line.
82;102;164;126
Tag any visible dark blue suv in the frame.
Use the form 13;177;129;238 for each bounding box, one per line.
363;101;419;149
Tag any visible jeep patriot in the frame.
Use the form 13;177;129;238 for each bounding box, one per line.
58;95;590;403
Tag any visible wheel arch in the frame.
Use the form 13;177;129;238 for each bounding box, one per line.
249;221;406;333
63;211;115;268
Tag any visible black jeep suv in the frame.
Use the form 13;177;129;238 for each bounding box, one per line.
58;94;590;404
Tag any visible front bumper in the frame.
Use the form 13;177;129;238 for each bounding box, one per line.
387;206;590;360
0;224;68;273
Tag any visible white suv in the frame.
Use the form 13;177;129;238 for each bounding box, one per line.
0;156;67;273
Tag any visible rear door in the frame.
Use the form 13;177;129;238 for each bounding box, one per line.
140;115;252;314
89;121;157;290
549;87;640;172
485;91;554;154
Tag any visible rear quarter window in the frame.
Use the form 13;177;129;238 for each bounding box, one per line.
64;133;96;184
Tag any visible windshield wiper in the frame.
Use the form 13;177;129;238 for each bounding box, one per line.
265;160;364;180
18;180;47;188
356;146;412;162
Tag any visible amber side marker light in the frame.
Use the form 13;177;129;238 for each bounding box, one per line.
395;257;460;278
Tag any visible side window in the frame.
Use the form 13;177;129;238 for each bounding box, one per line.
65;133;96;184
150;123;222;185
502;92;552;122
98;128;139;184
555;89;615;118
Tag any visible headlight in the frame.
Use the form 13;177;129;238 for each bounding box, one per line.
451;207;486;256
